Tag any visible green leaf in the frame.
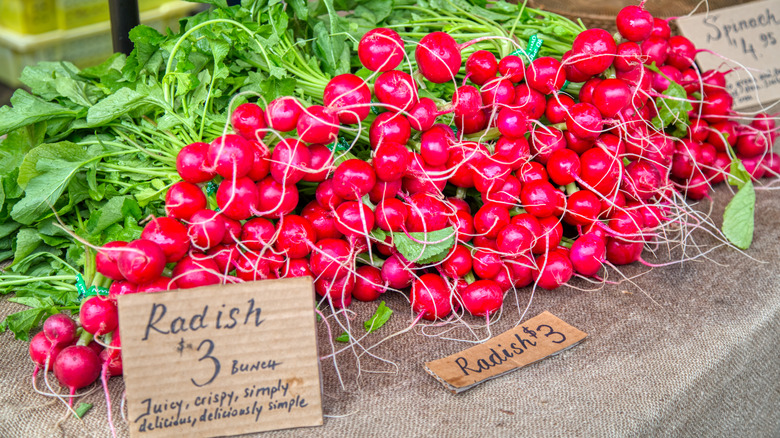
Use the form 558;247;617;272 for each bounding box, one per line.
393;226;456;264
12;228;42;266
722;181;755;250
1;296;58;341
364;301;392;333
727;148;751;189
85;196;142;235
648;64;692;132
74;403;93;419
335;332;350;342
0;90;83;135
86;88;148;126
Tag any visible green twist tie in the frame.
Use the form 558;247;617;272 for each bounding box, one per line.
205;181;218;196
561;80;570;91
326;137;350;152
77;274;109;301
509;34;544;64
370;100;381;115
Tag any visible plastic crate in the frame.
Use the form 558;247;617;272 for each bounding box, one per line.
56;0;180;30
0;2;200;86
0;0;58;35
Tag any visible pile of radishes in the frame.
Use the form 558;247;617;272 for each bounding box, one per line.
31;3;778;405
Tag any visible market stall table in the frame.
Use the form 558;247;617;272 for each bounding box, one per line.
2;189;778;437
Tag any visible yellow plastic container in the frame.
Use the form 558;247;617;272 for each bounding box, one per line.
0;2;200;86
56;0;179;30
0;0;58;35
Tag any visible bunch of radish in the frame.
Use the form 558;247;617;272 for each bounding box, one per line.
45;2;778;400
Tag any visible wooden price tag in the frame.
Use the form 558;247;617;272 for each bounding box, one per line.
425;312;587;393
676;0;780;111
117;277;323;438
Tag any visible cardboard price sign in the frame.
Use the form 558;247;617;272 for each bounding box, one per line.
118;277;323;438
425;312;586;393
676;0;780;110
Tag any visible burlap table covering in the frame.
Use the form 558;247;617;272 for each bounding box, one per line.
1;187;779;437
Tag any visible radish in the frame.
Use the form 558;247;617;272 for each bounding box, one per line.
353;265;385;301
592;79;631;118
520;180;560;218
222;217;242;245
310;238;353;280
283;258;312;278
375;198;408;232
666;35;696;70
496;224;534;256
451;210;475;243
54;345;101;405
335;201;375;239
96;241;128;281
533;252;573;290
408;98;439;132
442;244;473;278
545;94;575;124
381;253;415;289
370;112;411;149
373;142;411;181
297;105;339;144
641;36;669;67
563;190;600;226
565;102;603;141
275;215;316;259
411;274;453;320
315;273;354;309
266;96;302;132
302;201;343;240
569;233;606;277
525;57;566;95
569;28;616;76
530;126;566;164
358;28;405;72
474;202;511;239
137;276;178;293
270;138;311;185
187;209;226;250
315;179;345;210
614;42;643;72
80;296;119;336
177;142;216;183
333;159;377;200
374;70;419;113
323;73;371;124
466;50;498;85
256;176;299;219
403;153;447;195
606;237;643;265
215;176;260;221
108;281;138;301
44;314;77;347
369;178;403;206
141;217;190;263
452;85;483;117
546;148;581;186
616;5;654;42
405;192;450;233
117;239;167;284
302;143;333;183
415;32;462;84
165;182;207;221
499;55;525;82
173;255;222;288
240;217;276;251
579;147;623;196
480;77;516;109
231;103;267;141
461;280;503;316
208;134;252;179
207;244;240;273
30;332;64;376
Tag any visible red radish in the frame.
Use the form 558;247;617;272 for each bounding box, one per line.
461;280;503;316
641;36;669;66
323;73;371;124
497;224;533;256
315;274;354;308
570;233;606;277
652;64;684;93
415;32;462;84
43;314;77;347
137;276;178;293
408;98;439;132
297;105;339;144
54;345;101;404
266;97;302;132
570;28;617;76
566;102;603;140
240;217;276;251
271;138;311;185
256;176;299;219
206;244;240;273
187;210;225;250
616;5;654;42
173;255;221;288
370;112;411;149
405;192;450;232
235;252;273;282
499;55;525;82
493;136;530;171
315;179;344;210
579;147;623;196
473;203;510;239
452;85;483;116
606;237;643;265
481;77;516;109
564;190;601;226
578;77;603;104
302;201;343;241
562;50;591;83
96;241;128;281
165;181;207;221
353;265;384;301
302;143;333;183
403;153;447;195
80;296;118;336
232;103;267;141
533;251;573;290
215;176;260;221
451;210;475;243
592;79;631;118
335;202;375;239
381;253;415;289
275;215;316;259
497;107;528;139
520;180;560;218
517;161;549;184
525;57;566;95
513;83;546;119
358;28;405;72
310;238;352;280
530;126;566;164
108;281;138;301
532;216;563;254
141;217;189;263
473;158;511;195
614;42;643;72
221;217;242;244
442;244;473;278
375;198;408;232
485;174;522;205
208;134;252;179
373;142;411;181
465;50;498;85
546;148;581;186
545;94;575;124
283;258;312;278
666;35;696;70
374;70;419;113
99;332;122;377
117;239;166;284
454;108;489;135
623;160;662;202
30;332;64;375
411;274;453;320
333;159;377;200
177;142;216;183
